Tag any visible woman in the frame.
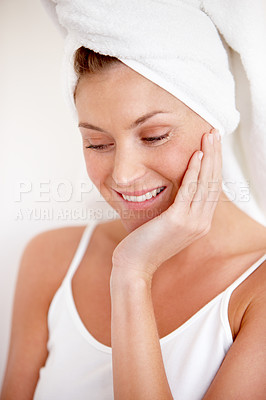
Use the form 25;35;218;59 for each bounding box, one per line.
1;45;266;399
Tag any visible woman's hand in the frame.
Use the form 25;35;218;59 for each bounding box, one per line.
111;128;222;284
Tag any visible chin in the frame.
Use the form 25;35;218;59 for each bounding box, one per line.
118;207;165;233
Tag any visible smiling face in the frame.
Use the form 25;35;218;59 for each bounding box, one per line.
75;63;213;232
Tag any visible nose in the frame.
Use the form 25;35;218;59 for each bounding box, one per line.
111;144;146;187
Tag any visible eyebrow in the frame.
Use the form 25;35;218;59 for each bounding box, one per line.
78;110;171;133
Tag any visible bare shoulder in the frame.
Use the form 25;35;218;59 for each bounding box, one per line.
239;257;266;307
0;224;88;400
22;218;123;298
222;210;266;340
229;252;266;340
203;260;266;399
20;224;89;298
237;216;266;305
14;222;91;334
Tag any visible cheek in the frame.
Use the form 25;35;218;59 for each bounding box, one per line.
83;152;109;187
157;143;194;187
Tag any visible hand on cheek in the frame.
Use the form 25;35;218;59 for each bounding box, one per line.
111;128;222;284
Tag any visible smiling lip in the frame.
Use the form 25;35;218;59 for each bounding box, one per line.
115;186;167;210
115;186;165;196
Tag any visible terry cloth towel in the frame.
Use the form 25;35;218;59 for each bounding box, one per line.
41;0;266;225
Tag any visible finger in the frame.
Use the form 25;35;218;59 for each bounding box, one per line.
208;129;223;205
198;129;222;226
174;150;203;211
191;130;214;210
212;129;222;179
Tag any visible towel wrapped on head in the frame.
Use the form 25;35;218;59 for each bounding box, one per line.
41;0;266;224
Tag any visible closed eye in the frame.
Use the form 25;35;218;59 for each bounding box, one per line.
142;133;170;143
84;132;171;151
85;144;111;150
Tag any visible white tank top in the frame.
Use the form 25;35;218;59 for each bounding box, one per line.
33;220;266;400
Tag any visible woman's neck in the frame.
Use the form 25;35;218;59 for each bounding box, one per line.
153;190;265;275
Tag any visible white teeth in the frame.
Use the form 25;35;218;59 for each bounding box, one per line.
145;192;153;200
121;187;165;202
137;195;145;202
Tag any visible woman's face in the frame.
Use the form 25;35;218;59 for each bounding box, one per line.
75;63;212;232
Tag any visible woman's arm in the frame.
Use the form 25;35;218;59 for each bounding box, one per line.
110;272;173;400
0;233;51;400
110;261;266;400
1;226;84;400
110;130;221;399
109;129;265;398
203;260;266;400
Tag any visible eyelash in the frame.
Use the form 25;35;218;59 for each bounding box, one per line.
85;133;170;151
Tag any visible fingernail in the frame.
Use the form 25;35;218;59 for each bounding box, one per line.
214;130;220;141
208;133;213;144
198;151;203;160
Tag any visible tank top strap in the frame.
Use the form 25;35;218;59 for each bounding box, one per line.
224;253;266;296
62;219;98;284
220;253;266;342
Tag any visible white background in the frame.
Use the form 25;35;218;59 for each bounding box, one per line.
0;0;115;389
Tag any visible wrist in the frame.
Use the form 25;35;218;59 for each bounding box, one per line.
110;265;152;291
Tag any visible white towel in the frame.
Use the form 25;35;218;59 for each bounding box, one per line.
202;0;266;225
41;0;266;225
